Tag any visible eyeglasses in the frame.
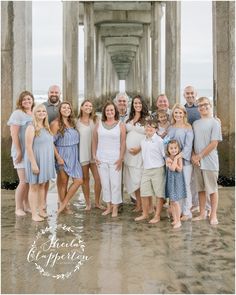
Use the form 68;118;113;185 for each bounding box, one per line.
197;103;210;108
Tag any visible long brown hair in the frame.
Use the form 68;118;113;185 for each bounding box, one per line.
58;101;76;135
78;99;98;123
126;95;149;125
16;91;35;112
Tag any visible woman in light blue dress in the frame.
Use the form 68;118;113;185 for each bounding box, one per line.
25;104;55;222
50;101;83;214
167;104;194;221
7;91;35;217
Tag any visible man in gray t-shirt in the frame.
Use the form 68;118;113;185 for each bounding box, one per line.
43;85;62;123
192;97;222;226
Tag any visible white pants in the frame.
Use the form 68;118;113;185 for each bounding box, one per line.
98;162;122;205
182;165;193;217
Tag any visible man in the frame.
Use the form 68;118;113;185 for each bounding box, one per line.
183;85;201;125
42;85;62;211
43;85;62;123
191;97;222;225
151;94;171;120
114;92;129;123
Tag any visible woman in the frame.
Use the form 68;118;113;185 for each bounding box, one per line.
92;102;126;217
50;101;83;214
25;104;55;221
7;91;35;216
123;95;149;212
167;103;194;221
76;99;103;210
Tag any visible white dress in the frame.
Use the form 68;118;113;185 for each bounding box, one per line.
124;121;145;194
76;119;96;165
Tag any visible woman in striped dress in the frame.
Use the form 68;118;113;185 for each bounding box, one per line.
50;101;83;214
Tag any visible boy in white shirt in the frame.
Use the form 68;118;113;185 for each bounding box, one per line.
135;119;166;223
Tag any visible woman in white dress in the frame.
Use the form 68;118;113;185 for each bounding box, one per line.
93;102;126;217
124;95;149;212
77;99;104;210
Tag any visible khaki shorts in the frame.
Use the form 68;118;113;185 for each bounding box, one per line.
140;167;165;198
194;166;218;195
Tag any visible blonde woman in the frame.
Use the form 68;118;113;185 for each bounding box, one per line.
25;104;56;221
7;91;35;216
77;99;103;210
167;104;194;221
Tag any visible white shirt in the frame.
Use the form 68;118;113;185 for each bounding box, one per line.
141;133;165;169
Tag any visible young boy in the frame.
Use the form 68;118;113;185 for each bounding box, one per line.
191;97;222;225
135;119;166;224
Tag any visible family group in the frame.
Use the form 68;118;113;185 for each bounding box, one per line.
7;85;222;228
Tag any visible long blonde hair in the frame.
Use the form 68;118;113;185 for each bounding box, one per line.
33;104;52;136
171;103;190;127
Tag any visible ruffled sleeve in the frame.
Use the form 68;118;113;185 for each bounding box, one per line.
7;110;32;126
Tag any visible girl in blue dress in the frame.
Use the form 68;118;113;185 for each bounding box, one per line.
50;101;83;215
165;139;187;229
25;104;55;222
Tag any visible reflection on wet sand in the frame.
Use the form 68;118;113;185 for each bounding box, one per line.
1;185;235;294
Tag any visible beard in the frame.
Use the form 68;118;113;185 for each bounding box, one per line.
49;95;60;104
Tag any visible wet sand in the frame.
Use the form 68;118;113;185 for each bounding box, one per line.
1;185;235;294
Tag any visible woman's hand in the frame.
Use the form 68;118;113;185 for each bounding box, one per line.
57;156;64;165
15;149;22;164
128;146;141;155
115;158;123;171
32;163;39;174
94;156;101;166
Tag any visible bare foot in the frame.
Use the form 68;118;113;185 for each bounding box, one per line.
39;211;48;218
102;209;112;216
24;207;32;213
32;215;44;222
64;207;74;215
171;220;176;225
84;204;91;211
57;203;67;215
192;215;206;221
173;222;182;229
112;207;118;217
149;217;160;224
210;218;218;225
180;215;191;221
190;206;199;213
15;209;26;217
134;215;148;221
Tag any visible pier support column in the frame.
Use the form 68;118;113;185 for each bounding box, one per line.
63;1;79;113
151;1;162;109
165;1;181;106
84;2;95;100
1;1;32;182
213;1;235;176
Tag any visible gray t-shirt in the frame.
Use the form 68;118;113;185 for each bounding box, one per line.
193;117;222;171
43;101;61;123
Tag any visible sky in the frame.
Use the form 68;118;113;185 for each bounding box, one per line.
32;1;213;98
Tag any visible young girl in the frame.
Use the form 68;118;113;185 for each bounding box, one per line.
165;140;187;229
157;110;170;138
25;104;56;222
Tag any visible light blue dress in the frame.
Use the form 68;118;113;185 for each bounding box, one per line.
54;128;83;179
25;128;56;184
165;167;187;201
7;110;32;165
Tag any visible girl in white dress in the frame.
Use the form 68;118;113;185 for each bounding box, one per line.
77;100;104;210
124;95;149;212
93;102;126;217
